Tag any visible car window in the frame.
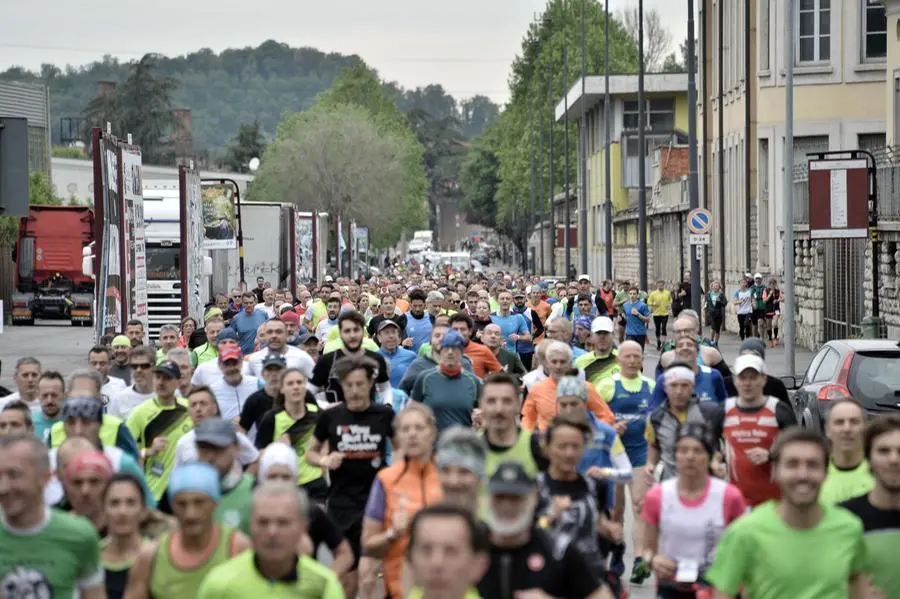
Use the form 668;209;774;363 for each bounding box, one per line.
848;352;900;407
802;347;830;385
809;348;841;384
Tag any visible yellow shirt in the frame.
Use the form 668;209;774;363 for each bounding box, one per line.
644;409;686;445
647;289;673;317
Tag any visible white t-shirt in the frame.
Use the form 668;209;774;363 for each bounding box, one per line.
208;376;260;421
255;303;276;319
100;376;127;407
0;391;39;410
174;429;259;467
243;346;315;379
191;359;225;387
108;386;154;420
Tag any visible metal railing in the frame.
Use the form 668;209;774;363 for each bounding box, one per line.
794;146;900;224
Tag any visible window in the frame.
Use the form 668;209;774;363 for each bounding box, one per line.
797;0;831;64
862;0;887;62
621;134;671;188
760;0;770;71
622;99;675;132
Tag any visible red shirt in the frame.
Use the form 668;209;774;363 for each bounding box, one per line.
722;396;789;507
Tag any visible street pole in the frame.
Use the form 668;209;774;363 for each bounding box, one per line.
538;76;546;276
579;0;589;275
529;90;536;275
687;0;701;313
637;0;648;291
604;0;613;280
783;0;796;375
548;57;557;277
563;1;572;278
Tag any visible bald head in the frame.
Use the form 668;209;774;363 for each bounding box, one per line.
617;340;643;376
57;437;95;473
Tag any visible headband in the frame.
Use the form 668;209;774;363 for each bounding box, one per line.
436;445;486;478
664;366;695;385
65;450;113;482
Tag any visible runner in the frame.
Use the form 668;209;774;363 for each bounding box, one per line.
411;330;482;431
706;427;869;599
124;462;250;598
820;398;874;505
0;435;105;598
196;483;345;598
480;371;544;477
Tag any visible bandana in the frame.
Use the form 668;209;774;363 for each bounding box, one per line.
65;450;113;482
664;366;695;385
61;397;104;422
556;376;586;402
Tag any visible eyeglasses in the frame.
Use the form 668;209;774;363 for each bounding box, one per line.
131;363;152;370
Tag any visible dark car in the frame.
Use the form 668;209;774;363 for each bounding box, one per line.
788;339;900;430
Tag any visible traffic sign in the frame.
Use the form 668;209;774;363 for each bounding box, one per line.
689;233;710;245
687;208;712;234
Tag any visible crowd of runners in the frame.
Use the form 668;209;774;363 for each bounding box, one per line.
0;267;897;599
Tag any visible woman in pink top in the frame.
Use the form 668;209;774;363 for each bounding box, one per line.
640;423;747;598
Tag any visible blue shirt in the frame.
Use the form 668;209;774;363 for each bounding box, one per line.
572;346;587;361
578;412;618;510
31;411;57;444
404;313;433;353
511;306;536;355
231;310;268;354
622;300;650;336
606;375;653;465
648;365;728;410
491;312;529;353
377;346;418;388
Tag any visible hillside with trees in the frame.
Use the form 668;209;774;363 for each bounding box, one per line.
0;40;499;161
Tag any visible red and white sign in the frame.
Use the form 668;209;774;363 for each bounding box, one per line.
807;159;869;239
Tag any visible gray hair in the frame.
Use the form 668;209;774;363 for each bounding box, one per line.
67;368;103;396
545;340;573;361
0;434;50;473
427;291;445;303
159;324;180;336
166;348;191;364
252;481;309;520
130;345;157;363
14;357;41;373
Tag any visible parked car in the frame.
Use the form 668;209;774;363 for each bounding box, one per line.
786;339;900;430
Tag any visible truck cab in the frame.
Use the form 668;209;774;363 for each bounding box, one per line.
11;205;95;326
142;184;188;340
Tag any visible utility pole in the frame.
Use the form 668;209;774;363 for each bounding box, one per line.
529;90;536;274
538;72;546;276
563;1;572;278
687;0;701;313
578;0;589;275
783;0;796;375
603;0;613;280
548;56;557;276
637;0;648;291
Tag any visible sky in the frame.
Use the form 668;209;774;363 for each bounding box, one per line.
0;0;687;105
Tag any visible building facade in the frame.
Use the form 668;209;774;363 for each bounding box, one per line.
0;81;52;176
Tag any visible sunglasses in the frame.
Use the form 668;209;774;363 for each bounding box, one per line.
131;363;152;370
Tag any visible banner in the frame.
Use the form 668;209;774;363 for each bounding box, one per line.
179;166;205;321
99;138;122;337
121;146;148;342
295;214;314;283
200;184;237;250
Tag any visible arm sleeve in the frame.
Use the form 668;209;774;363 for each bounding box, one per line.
323;573;347;599
239;395;260;432
596;377;615;403
375;354;390;385
521;394;538;431
255;411;275;450
723;485;749;524
375;381;393;406
640;485;663;526
237;433;259;465
704;525;749;596
398;364;418;396
531;309;545;338
648;376;666;410
115;423;141;461
310;356;329;388
768;377;791;404
364;478;388;522
712;358;732;380
608;436;634;483
366;318;378;338
312;410;331;443
724;377;737;398
76;527;104;589
486;348;504;374
644;417;659;448
585;383;615;425
411;372;426;402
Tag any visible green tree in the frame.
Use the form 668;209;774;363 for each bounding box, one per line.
661;40;690;73
251;104;420;249
317;64;428;245
407;110;468;229
459;119;502;229
222;121;267;173
0;172;64;247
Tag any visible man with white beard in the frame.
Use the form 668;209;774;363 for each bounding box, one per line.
477;461;614;599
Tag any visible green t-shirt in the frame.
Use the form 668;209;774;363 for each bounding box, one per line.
216;474;255;535
197;551;345;599
706;501;867;599
0;509;102;598
125;396;193;500
819;459;875;506
840;493;900;599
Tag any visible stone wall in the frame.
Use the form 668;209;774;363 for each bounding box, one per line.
611;242;654;285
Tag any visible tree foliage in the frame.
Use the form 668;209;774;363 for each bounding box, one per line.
221;121;266;173
620;7;673;72
0;172;64;247
251;103;424;250
1;41;500;159
461;0;639;238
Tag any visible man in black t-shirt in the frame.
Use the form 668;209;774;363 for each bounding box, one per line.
479;461;614;599
306;354;394;599
308;311;392;406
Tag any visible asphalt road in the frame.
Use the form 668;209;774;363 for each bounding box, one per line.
0;320;94;388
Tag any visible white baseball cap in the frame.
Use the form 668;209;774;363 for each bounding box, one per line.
577;274;591;282
733;354;766;375
753;272;762;279
591;316;615;334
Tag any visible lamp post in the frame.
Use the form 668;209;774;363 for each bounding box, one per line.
578;0;589;275
637;0;648;292
563;0;572;278
603;0;612;280
687;0;701;313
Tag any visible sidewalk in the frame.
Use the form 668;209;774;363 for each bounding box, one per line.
641;330;816;378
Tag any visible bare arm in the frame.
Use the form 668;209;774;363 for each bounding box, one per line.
587;587;615;599
80;587;107;599
329;540;355;578
123;542;158;599
401;559;415;599
305;437;330;468
361;516;394;559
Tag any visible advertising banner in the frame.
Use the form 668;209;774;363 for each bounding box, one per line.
99;138;122;337
200;184;237;250
179;166;205;321
295;213;314;284
120;146;148;342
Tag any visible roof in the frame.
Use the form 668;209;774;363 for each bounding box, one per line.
555;73;689;122
825;339;900;352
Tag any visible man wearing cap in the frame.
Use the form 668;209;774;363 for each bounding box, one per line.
243;318;315;379
209;346;260;422
723;338;790;404
126;359;194;501
109;334;134;385
296;331;321;362
177;388;258;470
411;330;482;431
376;319;417;388
722;353;796;507
478;461;614;599
192;329;241;386
398;323;475;396
280;309;306;347
239;354;287;438
575;316;620;390
191;315;225;367
573;316;593;350
124;462;251;598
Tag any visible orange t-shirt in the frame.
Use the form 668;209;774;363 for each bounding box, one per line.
522;377;615;432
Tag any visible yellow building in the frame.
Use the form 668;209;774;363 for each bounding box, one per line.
554;74;689;282
702;0;886;281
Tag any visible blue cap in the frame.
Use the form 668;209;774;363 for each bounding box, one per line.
167;462;221;504
575;316;592;330
439;330;466;350
216;329;238;344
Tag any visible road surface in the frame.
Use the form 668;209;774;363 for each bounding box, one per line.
0;321;94;388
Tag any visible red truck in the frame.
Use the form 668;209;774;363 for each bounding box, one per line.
11;205;95;326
